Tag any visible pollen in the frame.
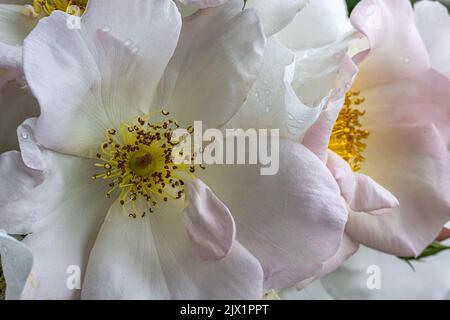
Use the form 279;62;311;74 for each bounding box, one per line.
92;111;200;219
22;0;88;18
329;90;369;172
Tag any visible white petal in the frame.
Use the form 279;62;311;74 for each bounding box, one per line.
81;201;263;299
176;0;229;9
197;138;348;290
154;0;265;128
0;4;37;46
224;39;323;139
0;231;33;300
24;0;181;157
276;0;352;50
247;0;309;37
0;42;21;71
414;0;450;78
19;151;113;299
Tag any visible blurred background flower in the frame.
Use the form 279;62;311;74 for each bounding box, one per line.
346;0;450;11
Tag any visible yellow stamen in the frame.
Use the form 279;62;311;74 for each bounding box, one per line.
329;90;369;172
93;111;199;218
23;0;88;18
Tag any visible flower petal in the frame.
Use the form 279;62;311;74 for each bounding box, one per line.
224;38;321;139
184;179;235;261
0;231;33;300
360;68;450;146
350;0;430;90
0;83;39;153
302;56;359;162
326;151;399;213
81;201;263;299
279;233;358;299
0;42;21;71
19;151;113;299
154;0;265;128
321;243;450;299
176;0;229;9
197;138;348;290
414;0;450;79
275;0;352;50
24;0;181;157
346;125;450;256
0;4;37;46
247;0;309;37
0;121;46;235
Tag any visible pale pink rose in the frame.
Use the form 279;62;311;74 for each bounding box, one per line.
303;0;450;263
0;0;348;299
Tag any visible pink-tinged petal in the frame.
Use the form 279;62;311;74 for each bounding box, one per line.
24;0;181;157
346;125;450;256
20;151;113;299
81;201;263;299
327;151;399;213
177;0;228;9
289;233;359;291
318;233;359;278
154;0;265;128
350;0;430;90
302;56;359;162
0;84;39;153
302;100;341;164
414;0;450;79
0;231;33;300
360;69;450;146
184;179;235;261
437;228;450;242
198;138;348;290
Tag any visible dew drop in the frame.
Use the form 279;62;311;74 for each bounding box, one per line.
287;113;295;120
101;25;111;33
21;131;28;140
123;39;133;47
131;46;140;54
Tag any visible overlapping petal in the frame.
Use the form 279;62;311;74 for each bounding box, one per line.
346;125;450;256
198;138;348;290
154;0;265;128
24;0;182;158
81;200;263;299
0;231;33;300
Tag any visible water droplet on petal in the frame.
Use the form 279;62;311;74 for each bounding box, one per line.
287;113;295;120
404;57;410;64
265;107;271;113
131;46;140;54
101;25;111;33
123;39;133;47
21;131;28;140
